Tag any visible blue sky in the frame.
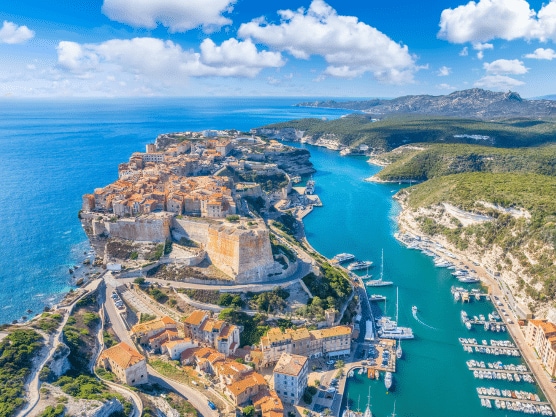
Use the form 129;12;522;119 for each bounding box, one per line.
1;0;556;97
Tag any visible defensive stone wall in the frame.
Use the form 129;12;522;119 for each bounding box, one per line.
105;215;171;242
172;217;279;283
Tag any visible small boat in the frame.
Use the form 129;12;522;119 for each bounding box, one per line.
465;321;472;330
396;340;402;359
374;369;379;379
369;294;386;302
454;291;461;301
411;306;418;314
348;370;354;377
384;371;392;390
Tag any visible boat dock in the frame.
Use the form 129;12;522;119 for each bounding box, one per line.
478;394;550;407
469;367;533;376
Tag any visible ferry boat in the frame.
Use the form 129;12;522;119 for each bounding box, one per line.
348;260;373;271
333;253;356;263
384;371;393;390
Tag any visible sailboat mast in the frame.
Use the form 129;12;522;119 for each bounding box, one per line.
380;248;384;281
396;286;399;324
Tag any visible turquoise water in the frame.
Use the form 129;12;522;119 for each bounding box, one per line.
0;98;347;324
294;145;545;417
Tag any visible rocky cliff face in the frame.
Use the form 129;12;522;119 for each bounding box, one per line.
257;148;315;176
298;88;556;119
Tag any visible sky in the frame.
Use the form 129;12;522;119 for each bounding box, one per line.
1;0;556;98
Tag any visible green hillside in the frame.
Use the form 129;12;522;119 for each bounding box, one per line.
375;143;556;181
401;172;556;304
262;115;556;150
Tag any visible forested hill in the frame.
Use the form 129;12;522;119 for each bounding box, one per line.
259;115;556;151
373;143;556;182
296;88;556;119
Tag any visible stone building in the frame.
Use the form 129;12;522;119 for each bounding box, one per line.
260;325;352;367
99;342;148;386
273;353;308;405
130;316;178;345
525;319;556;376
182;310;240;356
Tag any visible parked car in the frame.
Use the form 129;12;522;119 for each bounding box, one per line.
207;401;217;410
326;360;335;365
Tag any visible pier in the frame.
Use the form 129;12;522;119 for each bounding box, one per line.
478;395;550;407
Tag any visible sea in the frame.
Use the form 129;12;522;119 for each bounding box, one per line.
0;98;546;416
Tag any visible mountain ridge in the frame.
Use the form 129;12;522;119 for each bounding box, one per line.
296;88;556;119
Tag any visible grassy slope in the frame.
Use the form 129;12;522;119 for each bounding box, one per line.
262;115;556;150
376;143;556;181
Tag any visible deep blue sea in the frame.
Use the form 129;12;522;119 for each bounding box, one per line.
0;98;348;324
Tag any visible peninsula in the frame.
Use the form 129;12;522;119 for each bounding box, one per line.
2;128;362;417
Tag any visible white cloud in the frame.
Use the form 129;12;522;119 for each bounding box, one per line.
483;59;528;74
437;66;451;76
437;83;456;90
101;0;236;32
474;74;524;90
238;0;417;84
57;37;283;79
438;0;556;44
459;47;469;56
0;21;35;44
472;42;493;59
525;47;556;60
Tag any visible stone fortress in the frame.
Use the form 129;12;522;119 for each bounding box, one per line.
80;130;308;283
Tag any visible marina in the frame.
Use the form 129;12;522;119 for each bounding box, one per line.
292;142;554;417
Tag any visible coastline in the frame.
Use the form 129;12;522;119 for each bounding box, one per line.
393;198;556;412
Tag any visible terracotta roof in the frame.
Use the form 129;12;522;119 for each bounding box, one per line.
162;338;193;350
253;390;283;414
227;372;266;396
287;327;310;341
216;360;251;380
180;347;199;362
218;324;237;339
148;329;178;342
131;316;175;335
273;353;307;377
539;321;556;335
311;325;352;339
100;342;144;369
183;310;207;326
261;328;291;345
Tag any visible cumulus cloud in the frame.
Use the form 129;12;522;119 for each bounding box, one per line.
525;47;556;60
438;0;556;44
101;0;236;32
0;21;35;44
57;37;283;78
483;59;528;74
474;74;524;90
437;66;451;76
238;0;416;84
459;47;469;56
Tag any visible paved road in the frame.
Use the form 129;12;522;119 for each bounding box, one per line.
102;276;218;417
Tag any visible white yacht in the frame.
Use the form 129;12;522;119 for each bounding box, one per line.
333;253;356;263
363;388;373;417
396;340;403;359
385;371;393;391
369;294;386;302
377;288;414;339
348;260;373;271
